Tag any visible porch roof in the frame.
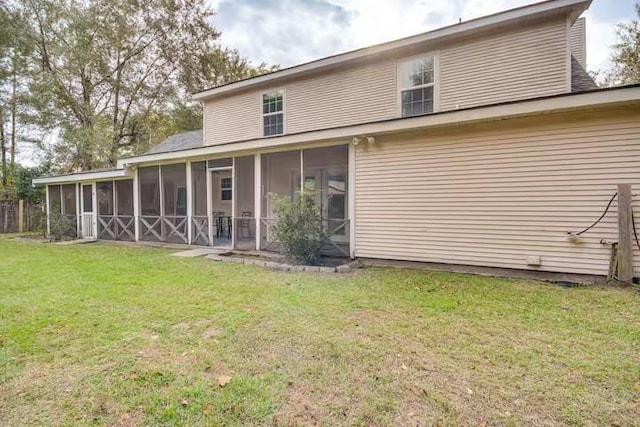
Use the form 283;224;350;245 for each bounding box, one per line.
118;84;640;167
32;167;132;185
144;129;203;154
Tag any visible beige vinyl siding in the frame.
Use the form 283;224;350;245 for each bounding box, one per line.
354;107;640;276
285;60;397;134
203;18;570;146
440;19;568;111
203;61;397;145
204;91;261;145
569;17;586;67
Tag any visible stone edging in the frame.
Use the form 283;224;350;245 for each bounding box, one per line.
205;253;357;273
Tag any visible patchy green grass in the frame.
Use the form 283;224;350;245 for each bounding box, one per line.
0;237;639;426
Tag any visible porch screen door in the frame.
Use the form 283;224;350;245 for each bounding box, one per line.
303;169;348;242
81;184;94;238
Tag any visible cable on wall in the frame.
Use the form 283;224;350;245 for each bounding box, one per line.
632;212;640;252
568;192;618;236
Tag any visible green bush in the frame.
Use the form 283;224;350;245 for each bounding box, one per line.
271;192;329;265
48;212;76;241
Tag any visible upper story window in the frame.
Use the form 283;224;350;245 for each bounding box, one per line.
399;56;436;117
263;91;284;136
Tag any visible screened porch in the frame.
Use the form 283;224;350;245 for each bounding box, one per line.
133;145;349;254
44;143;351;256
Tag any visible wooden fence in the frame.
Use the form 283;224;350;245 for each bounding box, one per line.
0;200;44;233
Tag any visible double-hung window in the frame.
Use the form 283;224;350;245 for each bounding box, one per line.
399;56;436;117
220;177;232;201
262;91;284;136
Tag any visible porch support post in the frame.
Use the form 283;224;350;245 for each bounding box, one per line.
299;150;304;195
231;157;236;249
254;153;261;250
158;166;165;241
206;165;213;246
45;185;50;237
91;182;98;238
348;142;356;259
75;182;81;237
186;160;192;245
133;168;140;241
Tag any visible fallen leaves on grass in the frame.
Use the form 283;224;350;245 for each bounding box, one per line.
117;413;134;427
217;375;232;387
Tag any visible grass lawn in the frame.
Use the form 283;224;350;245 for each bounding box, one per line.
0;236;639;426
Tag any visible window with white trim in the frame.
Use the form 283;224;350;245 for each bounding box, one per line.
221;177;232;201
399;56;435;117
262;91;284;136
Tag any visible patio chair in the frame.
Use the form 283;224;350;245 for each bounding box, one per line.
213;211;224;237
239;211;252;238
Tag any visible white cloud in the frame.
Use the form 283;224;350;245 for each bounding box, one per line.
583;9;621;73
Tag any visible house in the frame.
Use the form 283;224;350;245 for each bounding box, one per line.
34;0;640;277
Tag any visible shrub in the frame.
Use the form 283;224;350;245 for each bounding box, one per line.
48;212;76;241
271;192;329;265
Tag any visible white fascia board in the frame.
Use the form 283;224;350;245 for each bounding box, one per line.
193;0;591;101
33;168;132;185
120;87;640;168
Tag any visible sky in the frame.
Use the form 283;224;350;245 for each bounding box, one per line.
209;0;637;74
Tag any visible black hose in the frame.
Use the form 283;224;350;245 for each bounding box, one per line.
571;192;618;236
632;211;640;252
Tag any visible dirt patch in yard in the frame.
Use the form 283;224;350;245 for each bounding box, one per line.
0;360;144;427
12;235;49;243
169;318;223;340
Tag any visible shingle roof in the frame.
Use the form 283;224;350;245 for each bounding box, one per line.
144;130;203;155
571;55;598;93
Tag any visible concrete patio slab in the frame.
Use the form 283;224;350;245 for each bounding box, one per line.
171;248;227;258
54;238;97;245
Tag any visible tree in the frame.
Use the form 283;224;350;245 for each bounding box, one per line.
7;0;276;172
11;163;46;202
0;110;6;187
0;4;13;185
1;2;45;183
607;2;640;85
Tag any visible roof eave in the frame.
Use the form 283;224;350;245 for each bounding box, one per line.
120;86;640;167
33;167;132;185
